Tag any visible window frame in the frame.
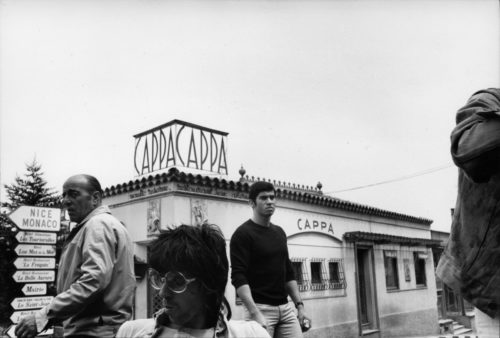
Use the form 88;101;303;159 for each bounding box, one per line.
383;250;399;290
413;251;427;287
291;257;309;292
328;258;347;289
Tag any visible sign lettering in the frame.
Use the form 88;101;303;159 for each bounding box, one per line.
15;231;57;244
9;206;61;232
10;309;39;323
14;257;56;270
21;283;47;296
13;270;55;283
14;244;56;257
297;218;334;235
134;120;228;176
10;296;53;310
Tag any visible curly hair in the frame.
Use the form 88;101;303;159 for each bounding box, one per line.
148;223;231;325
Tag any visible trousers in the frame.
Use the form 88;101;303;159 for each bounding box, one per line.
244;302;302;338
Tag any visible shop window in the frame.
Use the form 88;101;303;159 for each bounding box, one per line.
414;252;427;287
328;259;347;289
310;259;328;291
311;262;322;284
384;250;399;290
292;262;304;284
291;258;309;292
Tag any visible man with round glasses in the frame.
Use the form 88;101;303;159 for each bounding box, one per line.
117;224;270;338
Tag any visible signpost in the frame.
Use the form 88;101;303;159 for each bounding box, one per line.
9;309;38;324
9;206;61;232
14;244;56;257
16;231;57;244
12;270;55;283
7;205;61;335
21;283;47;296
11;296;54;310
14;257;56;270
6;325;53;337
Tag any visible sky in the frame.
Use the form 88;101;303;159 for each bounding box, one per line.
1;0;499;233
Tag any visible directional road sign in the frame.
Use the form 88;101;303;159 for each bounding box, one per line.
10;309;38;323
12;270;55;283
21;283;47;296
15;231;57;244
14;244;56;257
6;325;16;338
14;257;55;270
9;206;60;232
10;296;53;310
6;325;53;337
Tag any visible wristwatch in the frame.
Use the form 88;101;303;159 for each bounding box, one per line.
295;301;304;308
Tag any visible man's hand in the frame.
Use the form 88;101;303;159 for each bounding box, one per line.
297;306;311;329
249;309;268;329
15;314;38;338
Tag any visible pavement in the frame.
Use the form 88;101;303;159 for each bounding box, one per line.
405;336;478;338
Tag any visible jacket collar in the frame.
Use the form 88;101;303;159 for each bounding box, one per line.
151;307;228;338
77;205;111;227
63;206;112;247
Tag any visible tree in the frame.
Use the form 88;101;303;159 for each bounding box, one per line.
0;160;62;328
1;159;61;211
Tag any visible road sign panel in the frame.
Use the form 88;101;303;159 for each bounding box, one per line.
10;296;53;310
6;325;16;338
9;309;38;323
15;231;57;244
21;283;47;296
6;325;53;337
14;257;55;270
14;244;55;257
12;270;55;283
9;206;60;232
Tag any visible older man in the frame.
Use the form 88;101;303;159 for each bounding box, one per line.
15;174;135;338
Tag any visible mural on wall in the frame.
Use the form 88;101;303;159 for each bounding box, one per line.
191;199;208;226
404;258;411;282
147;199;161;236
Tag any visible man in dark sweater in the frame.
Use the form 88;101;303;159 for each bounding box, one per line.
230;181;311;338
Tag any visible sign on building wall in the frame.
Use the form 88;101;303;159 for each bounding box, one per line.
134;120;229;176
191;199;208;226
147;199;161;236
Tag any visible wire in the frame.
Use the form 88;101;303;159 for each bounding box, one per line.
326;163;454;194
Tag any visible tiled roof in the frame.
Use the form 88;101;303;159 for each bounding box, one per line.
343;231;442;247
103;168;433;226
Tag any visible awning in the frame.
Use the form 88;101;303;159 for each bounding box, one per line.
343;231;442;248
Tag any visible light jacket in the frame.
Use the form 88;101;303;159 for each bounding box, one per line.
35;205;136;337
116;307;271;338
436;88;500;318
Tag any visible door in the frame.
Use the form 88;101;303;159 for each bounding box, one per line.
355;246;380;336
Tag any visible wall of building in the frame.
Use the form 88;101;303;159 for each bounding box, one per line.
104;182;440;337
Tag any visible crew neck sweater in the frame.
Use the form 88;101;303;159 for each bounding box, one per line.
230;219;295;306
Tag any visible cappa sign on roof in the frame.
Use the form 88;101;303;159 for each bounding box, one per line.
134;120;228;176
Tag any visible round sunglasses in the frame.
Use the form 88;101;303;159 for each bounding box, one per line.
148;269;196;294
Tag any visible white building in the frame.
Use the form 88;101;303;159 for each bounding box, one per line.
103;165;441;337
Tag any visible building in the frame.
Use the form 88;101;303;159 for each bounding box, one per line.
431;229;475;335
103;167;442;337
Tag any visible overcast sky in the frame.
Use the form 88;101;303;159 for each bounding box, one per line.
1;0;499;232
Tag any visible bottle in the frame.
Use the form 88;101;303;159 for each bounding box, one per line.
301;318;311;332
